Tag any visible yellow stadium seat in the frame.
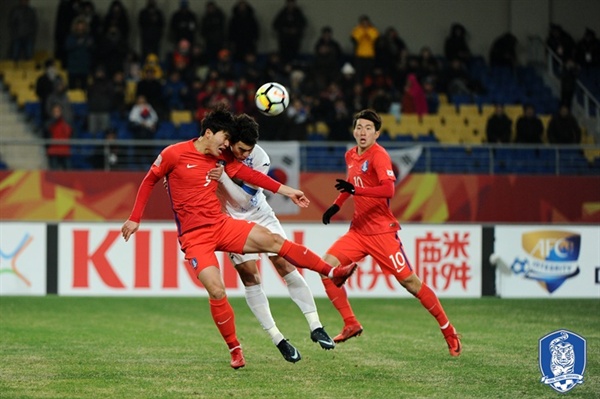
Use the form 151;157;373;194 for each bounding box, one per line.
504;104;523;121
67;89;86;103
480;104;495;117
437;103;457;116
458;104;480;118
420;114;443;134
171;110;193;126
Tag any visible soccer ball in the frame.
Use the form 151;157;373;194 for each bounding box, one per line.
255;82;290;116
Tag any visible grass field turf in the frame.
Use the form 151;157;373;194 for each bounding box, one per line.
1;297;598;399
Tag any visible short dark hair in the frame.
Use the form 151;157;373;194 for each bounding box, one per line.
353;109;382;131
200;104;235;137
231;113;259;146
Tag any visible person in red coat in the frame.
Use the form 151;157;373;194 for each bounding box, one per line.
46;103;72;170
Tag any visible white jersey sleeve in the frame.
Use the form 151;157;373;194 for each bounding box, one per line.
216;144;271;216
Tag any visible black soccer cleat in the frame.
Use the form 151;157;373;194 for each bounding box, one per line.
310;327;336;350
277;339;302;363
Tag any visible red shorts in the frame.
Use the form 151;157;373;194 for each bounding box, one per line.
179;217;256;276
326;229;414;281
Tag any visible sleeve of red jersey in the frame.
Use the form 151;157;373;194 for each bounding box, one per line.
128;151;170;222
233;163;281;193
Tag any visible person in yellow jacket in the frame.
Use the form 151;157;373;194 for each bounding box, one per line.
351;15;379;82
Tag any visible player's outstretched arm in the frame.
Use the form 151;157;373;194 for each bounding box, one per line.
277;185;310;207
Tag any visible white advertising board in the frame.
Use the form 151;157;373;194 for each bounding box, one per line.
494;225;600;298
57;223;481;297
0;222;47;296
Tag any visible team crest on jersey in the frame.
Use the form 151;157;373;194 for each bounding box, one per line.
539;330;586;393
361;160;369;172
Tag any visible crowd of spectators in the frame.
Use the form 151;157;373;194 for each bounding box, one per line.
9;0;599;157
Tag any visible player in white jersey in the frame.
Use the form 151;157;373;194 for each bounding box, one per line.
216;113;336;363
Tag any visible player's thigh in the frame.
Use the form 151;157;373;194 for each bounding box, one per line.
215;217;256;254
243;223;284;254
325;230;369;266
234;260;261;286
368;233;415;281
179;227;220;276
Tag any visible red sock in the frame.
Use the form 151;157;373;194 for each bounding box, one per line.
415;283;450;329
322;278;358;325
209;297;239;349
279;240;333;276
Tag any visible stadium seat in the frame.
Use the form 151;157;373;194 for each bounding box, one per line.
170;110;193;126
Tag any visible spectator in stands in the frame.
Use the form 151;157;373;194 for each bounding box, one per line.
8;0;38;62
350;15;379;83
237;52;261;85
65;16;94;90
272;0;307;64
416;46;441;84
46;103;73;170
560;59;579;108
46;77;73;127
313;26;343;91
489;32;518;68
515;104;544;144
328;98;352;141
575;28;600;68
422;76;440;114
103;0;130;43
90;128;120;170
80;1;102;44
138;0;165;60
142;53;164;80
54;0;82;67
169;0;198;46
136;66;165;120
166;38;191;75
284;97;310;140
262;52;288;85
547;104;581;144
338;62;358;105
87;67;115;136
375;27;407;76
128;95;158;164
444;23;471;65
36;59;61;124
441;58;473;100
95;24;129;78
162;70;188;110
189;43;210;82
200;1;227;61
401;73;428;117
485;104;512;143
228;0;259;62
112;70;127;117
546;24;575;63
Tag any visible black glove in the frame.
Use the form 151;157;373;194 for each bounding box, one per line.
335;179;355;194
322;204;340;225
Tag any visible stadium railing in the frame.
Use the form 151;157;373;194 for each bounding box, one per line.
1;138;599;175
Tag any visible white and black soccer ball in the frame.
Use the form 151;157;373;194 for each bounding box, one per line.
255;82;290;116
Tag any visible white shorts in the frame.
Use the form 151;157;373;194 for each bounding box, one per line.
228;206;287;265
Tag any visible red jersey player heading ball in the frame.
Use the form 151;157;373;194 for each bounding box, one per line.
121;105;357;369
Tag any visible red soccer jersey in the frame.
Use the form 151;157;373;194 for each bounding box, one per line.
342;143;399;235
129;139;281;235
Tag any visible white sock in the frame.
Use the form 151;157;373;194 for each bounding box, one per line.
244;284;284;345
283;269;322;331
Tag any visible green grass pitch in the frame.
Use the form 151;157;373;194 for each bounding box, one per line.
1;297;598;398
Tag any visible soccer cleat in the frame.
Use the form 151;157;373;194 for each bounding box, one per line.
230;346;246;369
443;326;462;357
330;263;358;287
277;339;302;363
333;323;363;343
310;327;335;350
